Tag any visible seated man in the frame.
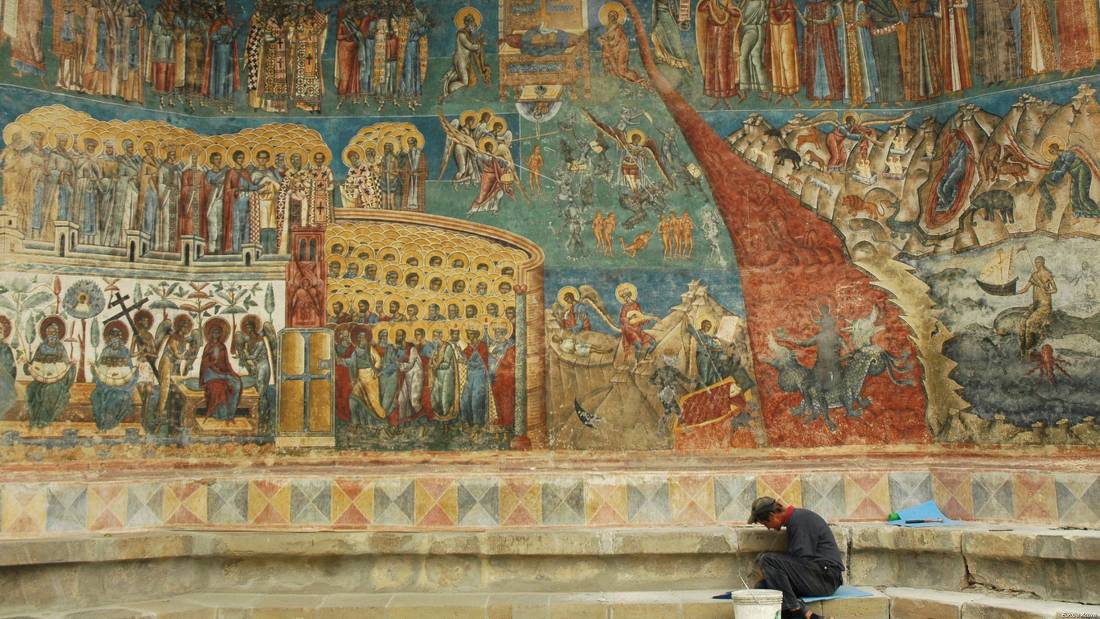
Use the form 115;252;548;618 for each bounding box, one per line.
748;496;843;619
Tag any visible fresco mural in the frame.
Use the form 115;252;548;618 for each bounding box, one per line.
0;0;1097;457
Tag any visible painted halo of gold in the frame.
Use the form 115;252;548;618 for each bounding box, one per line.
226;145;252;168
328;292;352;316
1041;136;1067;162
459;111;478;127
446;251;471;271
626;129;646;144
377;246;401;263
454;6;482;28
205;143;227;166
598;1;626;26
2;124;25;147
344;143;365;166
695;313;718;332
478;136;498;152
404;131;425;149
382;295;405;315
326;254;349;277
557;286;580;307
490;317;514;339
615;282;638;304
381;264;405;287
80;134;104;156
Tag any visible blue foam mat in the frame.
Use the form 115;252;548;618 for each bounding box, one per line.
801;585;874;603
886;500;961;528
712;585;873;601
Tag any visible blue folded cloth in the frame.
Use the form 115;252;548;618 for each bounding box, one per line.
802;585;874;603
713;585;874;602
887;500;960;527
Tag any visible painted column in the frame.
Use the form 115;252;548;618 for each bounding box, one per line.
511;284;529;448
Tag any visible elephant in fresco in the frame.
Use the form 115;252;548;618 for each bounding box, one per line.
765;308;915;430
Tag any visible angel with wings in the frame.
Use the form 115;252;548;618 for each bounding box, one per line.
1024;136;1100;220
233;313;278;422
438;113;521;214
580;108;671;195
793;111;912;171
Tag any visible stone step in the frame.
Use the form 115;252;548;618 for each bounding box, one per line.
7;588;1100;619
886;587;1100;619
2;526;1098;613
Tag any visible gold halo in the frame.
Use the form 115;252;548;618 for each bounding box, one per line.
2;124;25;147
328;293;352;314
311;148;331;164
615;282;638;304
449;274;470;294
447;251;471;271
490;317;514;339
156;141;180;160
454;6;482;28
342;145;362;167
381;265;404;286
49;131;74;149
404;131;425;149
626;129;646;144
181;144;207;166
205;144;227;165
557;286;580;306
79;135;104;156
459;111;478;127
599;2;625;26
251;144;274;165
382;295;405;314
463;318;483;334
226;146;251;167
380;136;401;153
695;313;718;332
326;255;349;276
1041;136;1066;162
378;246;401;263
478;136;498;152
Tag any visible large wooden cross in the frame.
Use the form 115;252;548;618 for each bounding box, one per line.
104;291;160;381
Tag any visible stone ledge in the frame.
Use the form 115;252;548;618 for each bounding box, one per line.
20;587;1100;619
887;587;1100;619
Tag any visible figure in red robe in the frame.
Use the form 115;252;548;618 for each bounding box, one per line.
335;7;361;100
199;319;241;421
800;0;845;101
179;153;209;239
468;142;514;214
490;334;516;428
616;283;657;361
696;0;743;106
334;327;355;422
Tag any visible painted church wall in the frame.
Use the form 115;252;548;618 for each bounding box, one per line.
0;0;1097;458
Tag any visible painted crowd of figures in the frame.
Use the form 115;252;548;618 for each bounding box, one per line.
0;307;276;434
0;0;431;113
0;128;337;257
327;314;518;433
599;0;1100;106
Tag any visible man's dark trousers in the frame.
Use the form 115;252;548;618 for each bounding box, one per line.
756;552;842;613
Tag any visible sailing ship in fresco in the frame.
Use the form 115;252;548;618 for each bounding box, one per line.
976;247;1022;296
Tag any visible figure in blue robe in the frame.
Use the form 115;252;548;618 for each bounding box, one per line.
0;325;16;416
377;332;399;414
936;135;971;211
399;9;430;101
460;331;489;425
24;322;75;428
91;330;138;430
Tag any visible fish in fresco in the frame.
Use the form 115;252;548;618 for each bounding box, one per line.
993;308;1100;344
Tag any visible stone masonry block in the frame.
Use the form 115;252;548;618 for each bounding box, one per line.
885;588;983;619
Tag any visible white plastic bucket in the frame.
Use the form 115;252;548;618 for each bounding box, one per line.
731;588;784;619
